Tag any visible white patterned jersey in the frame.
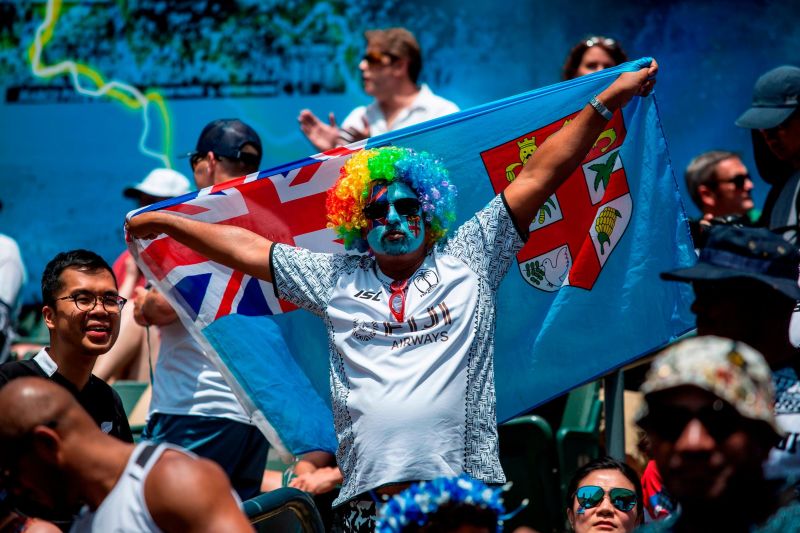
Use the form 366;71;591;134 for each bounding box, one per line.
766;366;800;483
271;194;525;505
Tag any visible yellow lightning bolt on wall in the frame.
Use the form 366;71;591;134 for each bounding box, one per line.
28;0;173;168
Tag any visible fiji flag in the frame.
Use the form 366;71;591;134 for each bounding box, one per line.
128;58;695;458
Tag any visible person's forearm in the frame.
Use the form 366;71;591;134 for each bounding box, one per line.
505;62;654;225
129;212;273;282
118;269;140;301
517;92;617;194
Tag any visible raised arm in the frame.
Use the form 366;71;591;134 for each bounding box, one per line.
504;60;658;228
126;211;274;283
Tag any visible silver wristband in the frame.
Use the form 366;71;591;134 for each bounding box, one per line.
590;96;614;120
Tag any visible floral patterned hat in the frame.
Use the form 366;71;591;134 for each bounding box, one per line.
637;335;781;437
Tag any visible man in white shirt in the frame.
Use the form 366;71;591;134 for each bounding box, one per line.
135;119;269;500
298;27;459;152
0;232;26;363
129;62;657;529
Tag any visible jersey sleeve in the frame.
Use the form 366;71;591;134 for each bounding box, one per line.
440;193;526;290
270;243;351;317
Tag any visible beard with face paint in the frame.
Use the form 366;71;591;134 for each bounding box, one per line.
365;181;426;256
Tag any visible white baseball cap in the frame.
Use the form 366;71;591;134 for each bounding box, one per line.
124;168;193;199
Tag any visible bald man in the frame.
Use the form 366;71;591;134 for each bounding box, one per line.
0;377;253;533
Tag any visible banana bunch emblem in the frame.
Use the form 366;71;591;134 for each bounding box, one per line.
537;197;556;224
595;207;622;254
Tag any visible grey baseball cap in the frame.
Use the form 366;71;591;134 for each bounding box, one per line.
736;66;800;130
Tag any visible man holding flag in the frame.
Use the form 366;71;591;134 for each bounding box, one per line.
128;61;656;528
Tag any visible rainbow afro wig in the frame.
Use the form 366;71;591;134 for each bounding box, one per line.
326;147;458;252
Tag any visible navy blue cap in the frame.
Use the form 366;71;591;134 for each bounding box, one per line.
185;119;262;168
736;66;800;130
661;225;800;300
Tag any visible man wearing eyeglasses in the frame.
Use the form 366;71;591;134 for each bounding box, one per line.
128;63;657;528
683;150;756;245
0;249;132;444
298;27;459;152
132;118;269;500
635;336;800;532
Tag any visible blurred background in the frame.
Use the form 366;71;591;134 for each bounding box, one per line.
1;0;798;301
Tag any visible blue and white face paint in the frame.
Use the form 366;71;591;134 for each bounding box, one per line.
364;181;425;256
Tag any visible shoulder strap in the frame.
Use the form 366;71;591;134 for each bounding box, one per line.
135;443;160;468
766;173;800;231
126;442;163;482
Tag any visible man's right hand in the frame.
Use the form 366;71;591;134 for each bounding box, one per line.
134;285;178;327
298;110;341;152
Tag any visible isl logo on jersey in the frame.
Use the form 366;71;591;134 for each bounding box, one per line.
480;110;632;292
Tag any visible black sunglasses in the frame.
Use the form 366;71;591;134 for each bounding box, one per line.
575;485;637;512
640;400;743;442
362;198;421;220
189;152;206;170
361;50;397;66
713;173;749;189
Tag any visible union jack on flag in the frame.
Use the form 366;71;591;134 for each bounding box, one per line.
128;58;696;458
136;143;365;324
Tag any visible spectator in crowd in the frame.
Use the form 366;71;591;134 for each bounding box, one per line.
0;250;132;529
635;336;800;531
661;225;800;495
135;119;269;500
565;456;642;533
375;474;508;533
562;36;629;80
298;27;459;152
735;66;800;242
0;249;132;443
128;63;657;529
683;151;756;246
0;377;253;533
0;229;26;364
94;168;192;383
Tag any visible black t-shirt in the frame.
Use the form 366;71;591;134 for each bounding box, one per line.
0;359;134;443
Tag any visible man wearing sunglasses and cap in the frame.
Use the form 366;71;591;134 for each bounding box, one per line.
635;336;800;532
736;65;800;242
127;63;657;528
132;119;269;501
298;27;459;153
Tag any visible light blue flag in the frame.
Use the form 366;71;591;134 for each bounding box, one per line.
130;57;695;456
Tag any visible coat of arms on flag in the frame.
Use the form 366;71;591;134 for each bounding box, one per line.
481;110;631;292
